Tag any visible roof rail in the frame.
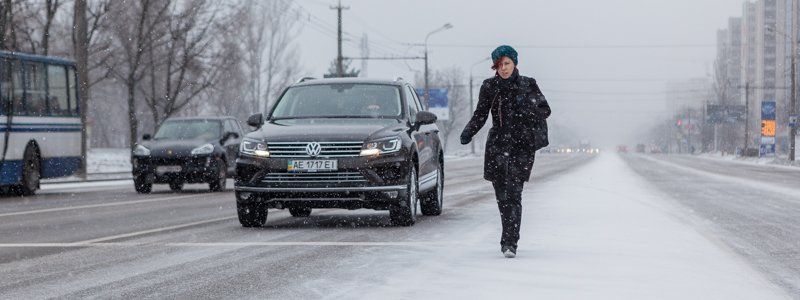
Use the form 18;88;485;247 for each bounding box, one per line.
394;76;405;82
296;77;316;83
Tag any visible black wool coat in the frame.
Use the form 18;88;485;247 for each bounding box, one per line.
461;69;551;182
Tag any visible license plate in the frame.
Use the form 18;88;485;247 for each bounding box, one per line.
288;160;337;172
156;165;182;174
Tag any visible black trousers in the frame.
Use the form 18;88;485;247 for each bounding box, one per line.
491;154;525;248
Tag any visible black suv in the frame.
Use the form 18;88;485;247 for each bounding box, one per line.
132;117;243;193
235;78;444;227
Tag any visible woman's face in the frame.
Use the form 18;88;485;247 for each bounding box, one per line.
497;56;515;79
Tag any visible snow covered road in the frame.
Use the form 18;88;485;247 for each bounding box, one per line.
624;154;800;297
0;153;792;299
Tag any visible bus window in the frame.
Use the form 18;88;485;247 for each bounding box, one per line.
25;62;47;116
11;61;23;115
68;67;78;116
47;65;69;116
0;59;10;115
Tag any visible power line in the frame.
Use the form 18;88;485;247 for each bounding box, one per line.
410;43;726;49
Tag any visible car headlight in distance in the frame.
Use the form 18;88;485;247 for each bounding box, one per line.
240;138;270;157
361;137;401;156
133;144;151;156
191;143;215;155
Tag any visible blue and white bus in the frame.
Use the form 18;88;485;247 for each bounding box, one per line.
0;51;82;195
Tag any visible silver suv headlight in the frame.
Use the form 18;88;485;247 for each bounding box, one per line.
240;138;270;157
361;137;401;156
191;143;215;155
133;144;150;156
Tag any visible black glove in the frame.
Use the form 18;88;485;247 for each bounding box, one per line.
460;132;471;145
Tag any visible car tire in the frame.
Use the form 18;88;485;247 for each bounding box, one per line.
390;165;418;226
289;207;312;217
169;181;183;192
17;146;40;196
421;161;443;216
134;175;153;194
237;201;267;227
209;158;227;192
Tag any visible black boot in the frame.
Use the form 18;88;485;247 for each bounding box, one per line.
501;245;516;258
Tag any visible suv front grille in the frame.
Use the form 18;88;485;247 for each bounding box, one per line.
267;141;363;158
261;172;367;183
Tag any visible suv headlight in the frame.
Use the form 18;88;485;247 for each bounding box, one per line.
361;137;401;156
133;144;150;156
240;138;270;157
191;143;215;155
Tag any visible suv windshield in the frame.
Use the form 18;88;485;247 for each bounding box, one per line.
154;120;221;140
271;84;403;119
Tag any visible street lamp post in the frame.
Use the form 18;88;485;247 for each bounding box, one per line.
767;23;799;161
469;57;490;155
423;23;453;110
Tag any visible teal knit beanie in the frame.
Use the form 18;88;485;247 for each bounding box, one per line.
491;45;518;65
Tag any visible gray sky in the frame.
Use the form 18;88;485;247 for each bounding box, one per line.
292;0;743;147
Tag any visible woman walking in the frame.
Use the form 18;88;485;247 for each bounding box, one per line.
460;45;551;258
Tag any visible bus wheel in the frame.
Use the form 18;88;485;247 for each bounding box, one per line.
18;146;40;196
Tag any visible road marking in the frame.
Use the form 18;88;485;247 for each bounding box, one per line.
0;194;213;218
73;216;236;244
0;241;463;248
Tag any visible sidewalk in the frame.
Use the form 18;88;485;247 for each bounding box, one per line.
363;153;787;299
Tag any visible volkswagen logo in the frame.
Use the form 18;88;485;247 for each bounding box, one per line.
305;142;322;157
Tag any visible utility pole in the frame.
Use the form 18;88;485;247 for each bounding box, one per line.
744;82;750;153
790;0;797;161
331;0;349;77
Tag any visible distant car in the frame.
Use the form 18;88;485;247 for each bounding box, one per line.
131;117;243;193
234;77;444;227
617;145;628;153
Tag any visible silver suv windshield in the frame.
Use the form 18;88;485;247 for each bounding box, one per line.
270;83;403;119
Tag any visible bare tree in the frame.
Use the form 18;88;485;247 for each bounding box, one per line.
138;0;222;130
73;0;89;177
106;0;170;151
229;0;303;115
428;67;469;152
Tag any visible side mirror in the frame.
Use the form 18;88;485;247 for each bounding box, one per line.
220;131;239;144
142;134;151;141
415;111;437;126
247;113;264;128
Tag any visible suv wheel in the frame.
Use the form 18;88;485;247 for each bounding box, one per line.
421;162;443;216
134;175;153;194
237;201;267;227
390;165;418;226
289;207;312;217
210;158;227;192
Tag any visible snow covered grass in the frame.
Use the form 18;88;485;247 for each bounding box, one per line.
697;151;800;168
87;148;131;174
360;153;787;299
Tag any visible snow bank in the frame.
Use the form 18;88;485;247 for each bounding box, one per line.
87;148;131;174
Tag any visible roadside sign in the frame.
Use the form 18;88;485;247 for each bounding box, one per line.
416;88;449;120
761;101;776;120
761;120;776;137
790;115;799;128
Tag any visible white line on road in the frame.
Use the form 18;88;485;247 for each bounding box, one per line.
73;216;236;244
0;194;214;218
0;241;462;248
